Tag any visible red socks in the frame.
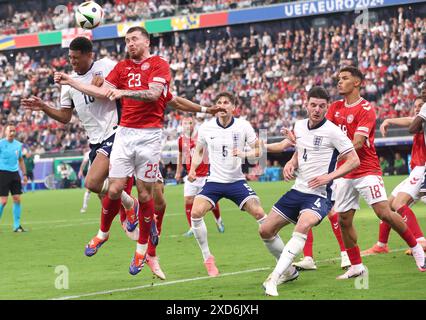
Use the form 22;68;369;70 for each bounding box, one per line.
185;203;192;227
100;196;121;232
397;205;424;239
212;203;221;220
346;246;362;265
378;220;391;244
398;227;418;248
138;199;155;245
147;205;166;257
303;229;314;258
328;213;346;252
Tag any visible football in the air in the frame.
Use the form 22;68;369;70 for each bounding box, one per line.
75;1;104;29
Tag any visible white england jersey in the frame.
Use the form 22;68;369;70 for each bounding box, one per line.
60;58;119;144
198;117;257;183
292;118;354;199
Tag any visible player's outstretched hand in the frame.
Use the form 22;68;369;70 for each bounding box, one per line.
175;172;181;182
91;75;104;87
281;127;296;145
21;96;45;111
54;72;71;85
208;105;227;115
283;161;296;181
187;170;196;183
308;174;332;189
105;89;123;101
379;120;389;137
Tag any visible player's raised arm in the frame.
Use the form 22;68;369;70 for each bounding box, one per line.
54;72;112;99
380;117;414;137
266;139;294;153
408;102;426;134
187;142;205;182
21;96;73;124
168;96;226;115
308;149;360;189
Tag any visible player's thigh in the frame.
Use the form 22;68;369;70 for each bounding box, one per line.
0;172;11;197
334;178;360;213
242;197;265;220
108;177;128;197
191;196;213;219
10;172;22;197
85;152;109;192
356;175;388;208
108;129;135;179
134;129;162;183
135;179;155;202
259;209;291;239
184;177;204;198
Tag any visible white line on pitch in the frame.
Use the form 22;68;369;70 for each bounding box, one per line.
50;247;407;300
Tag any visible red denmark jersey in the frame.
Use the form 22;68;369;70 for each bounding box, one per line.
411;132;426;169
327;98;382;179
178;135;209;177
105;56;172;128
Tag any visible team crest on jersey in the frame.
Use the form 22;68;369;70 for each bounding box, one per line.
313;136;323;149
141;63;150;70
334;111;340;118
347;114;354;124
94;71;103;77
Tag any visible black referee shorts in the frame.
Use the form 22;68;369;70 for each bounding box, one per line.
0;170;22;196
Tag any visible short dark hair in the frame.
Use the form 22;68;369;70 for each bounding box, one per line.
307;86;330;102
69;37;93;53
126;26;150;39
214;92;237;105
415;95;424;101
339;66;364;81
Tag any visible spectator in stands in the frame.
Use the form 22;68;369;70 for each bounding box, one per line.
380;156;391;176
393;152;407;175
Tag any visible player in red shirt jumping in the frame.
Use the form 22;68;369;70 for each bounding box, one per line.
55;27;224;276
362;96;426;256
327;66;426;278
175;115;225;237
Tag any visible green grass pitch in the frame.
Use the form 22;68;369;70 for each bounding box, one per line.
0;175;425;300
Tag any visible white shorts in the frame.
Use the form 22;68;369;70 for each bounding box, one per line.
334;175;388;213
109;127;162;182
184;176;207;197
391;166;425;201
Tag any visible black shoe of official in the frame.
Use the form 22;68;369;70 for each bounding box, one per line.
13;226;26;233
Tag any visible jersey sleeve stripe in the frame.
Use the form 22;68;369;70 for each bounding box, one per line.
152;77;166;84
354;131;369;138
339;147;354;156
104;80;117;88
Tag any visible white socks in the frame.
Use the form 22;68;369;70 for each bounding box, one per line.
97;230;109;240
191;217;211;261
136;243;148;255
257;216;285;260
121;191;134;210
100;179;109;195
272;232;307;277
82;190;90;209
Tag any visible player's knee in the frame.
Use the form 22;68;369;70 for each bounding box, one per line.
258;224;275;239
108;184;123;199
185;197;194;205
155;201;166;213
84;177;101;193
338;214;351;229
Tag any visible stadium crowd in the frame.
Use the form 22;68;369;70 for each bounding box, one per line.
0;0;287;36
0;5;424;156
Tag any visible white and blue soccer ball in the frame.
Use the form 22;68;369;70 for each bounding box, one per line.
75;1;104;29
